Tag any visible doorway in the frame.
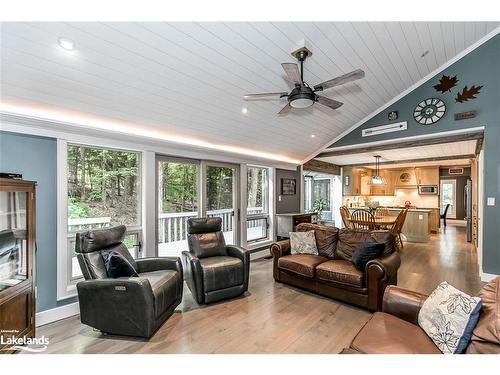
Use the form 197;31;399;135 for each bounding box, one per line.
440;179;457;219
156;157;240;256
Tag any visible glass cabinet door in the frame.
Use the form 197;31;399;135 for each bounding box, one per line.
0;191;28;291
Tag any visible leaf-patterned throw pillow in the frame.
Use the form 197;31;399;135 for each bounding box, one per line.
289;230;318;255
418;281;482;354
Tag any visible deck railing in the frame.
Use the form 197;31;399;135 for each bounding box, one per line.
68;207;265;245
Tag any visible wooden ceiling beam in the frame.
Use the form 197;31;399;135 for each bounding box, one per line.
317;130;484;158
302;159;341;175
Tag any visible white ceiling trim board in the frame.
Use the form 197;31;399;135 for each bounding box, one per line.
300;25;500;164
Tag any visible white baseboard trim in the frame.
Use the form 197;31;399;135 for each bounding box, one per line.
250;249;271;261
36;302;80;327
480;272;499;282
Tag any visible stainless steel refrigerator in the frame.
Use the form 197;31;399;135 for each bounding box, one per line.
464;179;472;242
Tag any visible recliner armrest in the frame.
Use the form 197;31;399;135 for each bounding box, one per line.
270;240;291;258
136;256;183;277
226;245;250;291
226;245;249;262
181;251;204;304
382;285;428;325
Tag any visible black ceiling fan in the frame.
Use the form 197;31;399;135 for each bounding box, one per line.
243;47;365;115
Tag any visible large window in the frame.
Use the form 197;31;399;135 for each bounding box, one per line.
157;159;199;256
67;144;142;281
246;166;270;243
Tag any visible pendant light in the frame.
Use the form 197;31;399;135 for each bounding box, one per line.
369;155;386;185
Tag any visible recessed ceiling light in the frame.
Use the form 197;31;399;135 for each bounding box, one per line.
310;134;316;138
241;107;248;115
58;37;75;51
421;50;429;58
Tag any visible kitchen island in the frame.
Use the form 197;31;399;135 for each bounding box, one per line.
348;207;431;243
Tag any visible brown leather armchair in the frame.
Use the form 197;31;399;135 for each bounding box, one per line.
343;277;500;354
182;217;250;304
271;223;400;311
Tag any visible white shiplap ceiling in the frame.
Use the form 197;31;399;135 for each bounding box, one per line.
0;22;498;163
317;140;477;166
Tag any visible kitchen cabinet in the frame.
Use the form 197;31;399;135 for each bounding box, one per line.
351;168;371;196
395;168;418;187
370;170;396;196
415;167;439;186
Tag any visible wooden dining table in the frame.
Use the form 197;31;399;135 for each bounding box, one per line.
348;215;397;228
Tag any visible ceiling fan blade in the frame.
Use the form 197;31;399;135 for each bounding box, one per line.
281;63;302;85
243;92;288;100
278;103;291;115
316;95;344;110
313;69;365;91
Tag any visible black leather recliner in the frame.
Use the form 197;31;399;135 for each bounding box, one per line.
182;217;250;304
75;225;183;338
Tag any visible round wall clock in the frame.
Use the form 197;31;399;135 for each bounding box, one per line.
413;98;446;125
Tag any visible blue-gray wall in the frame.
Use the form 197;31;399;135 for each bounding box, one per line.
0;131;77;312
331;34;500;275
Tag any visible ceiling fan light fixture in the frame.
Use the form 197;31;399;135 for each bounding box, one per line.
290;98;314;109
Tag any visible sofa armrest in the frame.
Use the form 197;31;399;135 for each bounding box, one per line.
366;251;401;279
181;251;204;304
270;240;291;258
76;278;155;337
270;240;290;281
136;257;183;276
365;251;401;311
226;245;250;290
382;285;428;325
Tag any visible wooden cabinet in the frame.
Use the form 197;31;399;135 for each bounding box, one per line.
428;208;440;233
415;167;439;186
351;168;371;196
370;170;396;196
276;212;318;239
0;178;36;352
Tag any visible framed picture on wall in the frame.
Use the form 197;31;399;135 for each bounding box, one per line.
281;178;296;195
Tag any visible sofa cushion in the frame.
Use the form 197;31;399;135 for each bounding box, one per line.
199;256;244;292
140;270;181;318
278;254;329;278
371;230;397;256
351;237;385;271
297;223;338;259
290;230;318;255
351;312;441;354
418;281;482;354
336;229;372;261
316;260;365;288
466;277;500;354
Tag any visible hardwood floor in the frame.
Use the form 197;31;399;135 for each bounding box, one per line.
33;223;480;354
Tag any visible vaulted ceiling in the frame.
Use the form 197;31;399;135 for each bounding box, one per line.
1;22;498;163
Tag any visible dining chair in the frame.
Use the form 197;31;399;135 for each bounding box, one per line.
350;209;375;230
340;206;352;228
391;209;408;249
440;204;451;227
375;207;390;230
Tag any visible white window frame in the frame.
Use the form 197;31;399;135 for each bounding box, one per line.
245;165;274;249
57;139;145;300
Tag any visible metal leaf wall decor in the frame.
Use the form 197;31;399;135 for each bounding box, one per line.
455;85;483;103
433;75;459;93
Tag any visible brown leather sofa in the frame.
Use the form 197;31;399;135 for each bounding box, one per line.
342;277;500;354
270;223;400;311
